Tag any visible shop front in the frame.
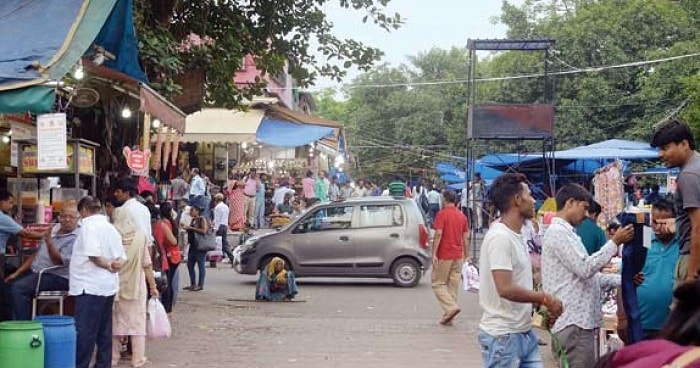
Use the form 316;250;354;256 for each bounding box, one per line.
0;0;185;275
180;103;346;185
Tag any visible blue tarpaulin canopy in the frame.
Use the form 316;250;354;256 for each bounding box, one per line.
256;118;336;148
0;0;146;113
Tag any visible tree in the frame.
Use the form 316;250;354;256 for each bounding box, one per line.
315;48;470;183
134;0;402;109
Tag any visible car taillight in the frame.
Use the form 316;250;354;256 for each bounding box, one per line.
418;224;429;249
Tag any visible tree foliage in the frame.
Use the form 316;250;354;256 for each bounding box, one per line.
315;0;700;180
134;0;402;109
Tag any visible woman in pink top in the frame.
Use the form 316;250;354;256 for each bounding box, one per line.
301;170;317;207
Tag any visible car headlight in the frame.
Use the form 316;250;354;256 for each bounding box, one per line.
242;237;259;250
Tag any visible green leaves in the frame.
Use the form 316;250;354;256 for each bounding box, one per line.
135;0;402;108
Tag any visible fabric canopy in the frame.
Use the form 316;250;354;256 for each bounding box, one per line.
256;118;335;147
140;84;185;133
182;108;265;143
0;0;152;114
0;0;118;90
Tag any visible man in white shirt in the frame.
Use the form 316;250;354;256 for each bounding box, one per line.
272;181;295;207
189;168;206;210
113;179;153;246
213;194;233;265
478;173;562;368
426;186;442;224
71;196;126;368
542;184;633;367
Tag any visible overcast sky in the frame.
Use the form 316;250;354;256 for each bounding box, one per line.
313;0;525;88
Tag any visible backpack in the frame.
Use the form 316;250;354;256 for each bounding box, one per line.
419;192;430;213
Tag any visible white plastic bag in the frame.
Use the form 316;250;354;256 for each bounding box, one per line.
147;298;171;339
462;262;479;293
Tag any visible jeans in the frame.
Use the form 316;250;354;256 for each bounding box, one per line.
217;225;234;261
478;329;543;368
189;195;205;210
428;204;440;225
255;198;266;228
187;249;206;288
75;293;115;368
161;261;179;313
11;271;68;320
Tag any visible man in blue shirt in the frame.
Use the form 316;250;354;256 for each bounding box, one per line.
575;200;608;255
0;188;49;320
5;205;80;320
618;198;679;339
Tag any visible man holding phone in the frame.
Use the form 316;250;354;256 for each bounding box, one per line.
542;184;634;367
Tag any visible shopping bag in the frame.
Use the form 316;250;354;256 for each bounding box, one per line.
147;298;171;339
462;262;479;293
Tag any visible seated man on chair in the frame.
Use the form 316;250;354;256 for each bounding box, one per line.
4;204;80;320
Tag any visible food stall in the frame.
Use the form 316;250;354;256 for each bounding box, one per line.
11;138;97;234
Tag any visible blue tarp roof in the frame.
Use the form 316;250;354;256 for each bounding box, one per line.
478;139;658;174
0;0;147;113
256;118;335;147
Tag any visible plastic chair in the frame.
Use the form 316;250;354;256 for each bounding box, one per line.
31;265;68;318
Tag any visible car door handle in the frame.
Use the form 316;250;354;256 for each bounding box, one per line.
389;233;399;238
339;236;350;242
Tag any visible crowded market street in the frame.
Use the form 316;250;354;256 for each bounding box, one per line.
147;263;557;368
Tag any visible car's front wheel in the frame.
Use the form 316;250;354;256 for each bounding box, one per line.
391;258;420;287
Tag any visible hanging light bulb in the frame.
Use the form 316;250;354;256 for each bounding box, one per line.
121;106;132;119
241;142;248;149
73;62;84;80
152;118;161;128
1;136;9;144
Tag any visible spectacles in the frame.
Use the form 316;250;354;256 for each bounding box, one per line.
59;214;79;220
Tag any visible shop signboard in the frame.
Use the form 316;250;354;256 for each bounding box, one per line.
124;146;151;177
21;144;95;175
10;121;36;167
37;113;67;170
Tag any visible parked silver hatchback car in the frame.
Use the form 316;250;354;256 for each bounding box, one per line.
235;196;431;287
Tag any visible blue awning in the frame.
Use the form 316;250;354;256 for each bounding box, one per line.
0;0;147;113
256;118;335;148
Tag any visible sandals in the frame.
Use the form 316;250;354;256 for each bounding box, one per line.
439;308;461;326
192;286;203;291
183;286;195;291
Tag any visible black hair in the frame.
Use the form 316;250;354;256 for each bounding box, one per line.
554;183;591;211
77;196;102;214
114;178;137;197
0;188;12;202
443;190;457;204
394;175;402;181
651;118;696;150
606;222;620;232
306;170;313;178
652;198;675;216
489;173;528;213
159;202;177;230
140;191;154;199
652;184;660;193
588;200;602;217
106;195;122;208
659;280;700;346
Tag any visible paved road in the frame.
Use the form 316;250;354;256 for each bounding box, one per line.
145;263;557;368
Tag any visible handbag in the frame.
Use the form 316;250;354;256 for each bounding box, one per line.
194;226;217;252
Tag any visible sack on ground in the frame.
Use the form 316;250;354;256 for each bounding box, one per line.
462;262;479;293
147;298;171;339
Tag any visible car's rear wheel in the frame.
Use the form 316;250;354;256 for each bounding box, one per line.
391;258;420;287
